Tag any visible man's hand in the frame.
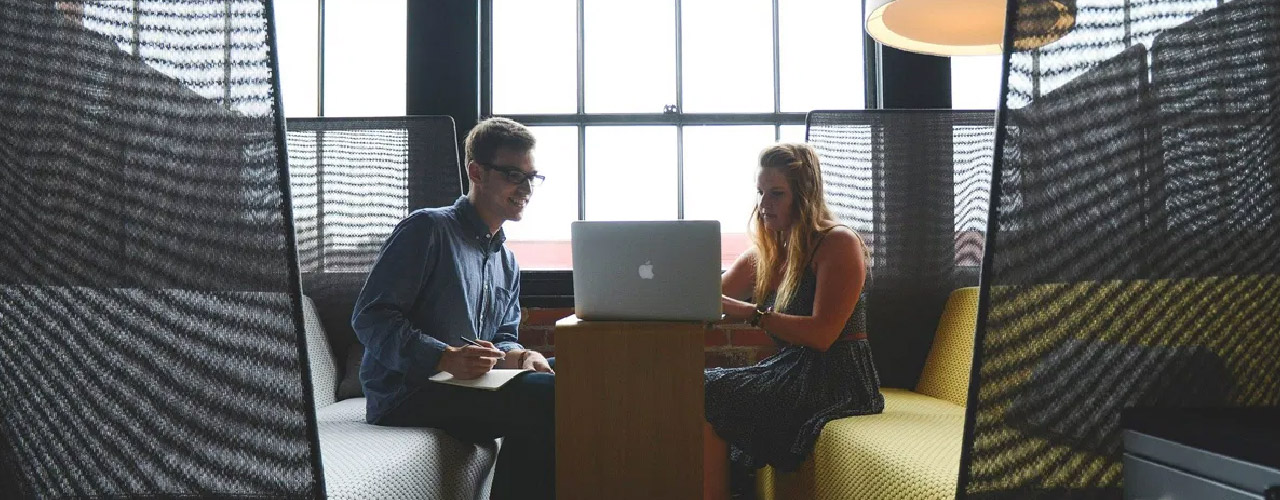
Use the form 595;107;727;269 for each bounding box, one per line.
519;350;555;374
436;340;505;379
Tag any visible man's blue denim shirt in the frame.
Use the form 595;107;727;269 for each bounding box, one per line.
352;196;523;423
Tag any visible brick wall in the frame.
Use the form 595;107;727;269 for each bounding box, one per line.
519;307;779;368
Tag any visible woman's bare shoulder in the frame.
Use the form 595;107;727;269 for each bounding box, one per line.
813;226;863;263
727;245;760;270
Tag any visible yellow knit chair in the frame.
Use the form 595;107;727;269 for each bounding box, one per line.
757;287;979;500
914;287;980;406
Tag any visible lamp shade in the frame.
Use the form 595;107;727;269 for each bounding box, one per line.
865;0;1076;56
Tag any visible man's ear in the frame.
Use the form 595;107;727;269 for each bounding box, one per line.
466;161;484;186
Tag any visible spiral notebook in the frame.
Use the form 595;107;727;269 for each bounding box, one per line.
428;369;530;391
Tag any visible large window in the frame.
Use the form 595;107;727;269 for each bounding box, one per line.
274;0;405;118
951;55;1003;110
487;0;866;270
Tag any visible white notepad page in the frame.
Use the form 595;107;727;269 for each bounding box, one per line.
428;369;531;391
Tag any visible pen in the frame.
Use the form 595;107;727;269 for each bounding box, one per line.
461;337;506;359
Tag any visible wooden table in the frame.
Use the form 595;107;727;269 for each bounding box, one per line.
555;316;705;500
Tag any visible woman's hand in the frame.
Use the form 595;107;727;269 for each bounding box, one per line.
721;295;757;323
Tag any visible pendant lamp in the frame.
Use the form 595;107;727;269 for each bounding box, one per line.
865;0;1076;56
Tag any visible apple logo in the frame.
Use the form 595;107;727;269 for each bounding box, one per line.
638;260;654;280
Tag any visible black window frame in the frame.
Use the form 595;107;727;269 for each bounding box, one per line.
480;0;863;211
478;0;912;308
408;1;951;308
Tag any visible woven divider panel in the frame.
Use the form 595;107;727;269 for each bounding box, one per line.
805;110;995;389
965;0;1280;497
0;1;320;497
286;117;462;275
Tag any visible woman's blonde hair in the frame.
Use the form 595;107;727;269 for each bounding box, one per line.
750;143;865;311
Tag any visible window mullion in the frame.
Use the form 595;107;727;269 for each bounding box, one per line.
506;113;805;125
576;0;586;220
674;0;684;219
480;0;493;117
578;124;586;220
317;0;325;117
677;125;685;219
771;0;780;115
674;0;683;114
576;0;585;115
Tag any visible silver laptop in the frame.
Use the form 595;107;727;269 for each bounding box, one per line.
571;220;722;321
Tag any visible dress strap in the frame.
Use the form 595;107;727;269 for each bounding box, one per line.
807;224;850;268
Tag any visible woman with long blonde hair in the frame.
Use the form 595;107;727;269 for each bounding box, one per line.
703;143;884;499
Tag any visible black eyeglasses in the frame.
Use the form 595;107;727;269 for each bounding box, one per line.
482;163;545;187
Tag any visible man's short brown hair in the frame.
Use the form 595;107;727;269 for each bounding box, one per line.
464;117;536;165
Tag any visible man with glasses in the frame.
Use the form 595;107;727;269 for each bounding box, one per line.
352;117;554;500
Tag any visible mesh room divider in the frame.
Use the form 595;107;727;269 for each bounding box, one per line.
0;1;323;498
285;116;463;385
962;0;1280;497
805;110;996;390
286;117;463;276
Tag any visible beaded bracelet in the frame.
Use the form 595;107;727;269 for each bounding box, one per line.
749;304;774;327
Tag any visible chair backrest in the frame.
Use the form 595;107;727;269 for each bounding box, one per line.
302;295;338;409
286;116;463;275
963;0;1280;496
805;110;995;389
0;1;322;497
285;116;464;400
915;287;979;407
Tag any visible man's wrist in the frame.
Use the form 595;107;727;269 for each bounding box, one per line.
435;345;458;372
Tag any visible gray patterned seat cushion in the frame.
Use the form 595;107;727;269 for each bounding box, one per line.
317;399;498;500
303;296;499;500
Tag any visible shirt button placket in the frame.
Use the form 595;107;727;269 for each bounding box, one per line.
479;237;491;336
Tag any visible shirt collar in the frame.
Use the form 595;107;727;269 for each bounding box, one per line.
453;196;507;252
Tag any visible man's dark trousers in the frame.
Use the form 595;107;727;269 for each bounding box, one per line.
376;358;556;500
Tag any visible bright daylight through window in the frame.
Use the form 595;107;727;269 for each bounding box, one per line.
274;0;406;118
491;0;865;270
271;0;1003;273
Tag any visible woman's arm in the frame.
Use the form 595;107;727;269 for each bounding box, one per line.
721;246;758;301
725;229;866;351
